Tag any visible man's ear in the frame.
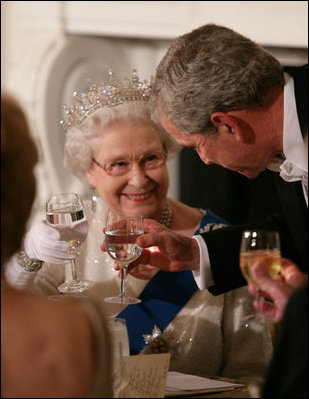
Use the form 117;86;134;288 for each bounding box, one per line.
210;112;245;142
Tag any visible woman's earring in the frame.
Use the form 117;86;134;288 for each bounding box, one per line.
90;186;97;213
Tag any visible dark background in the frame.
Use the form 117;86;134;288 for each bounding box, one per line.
179;147;282;224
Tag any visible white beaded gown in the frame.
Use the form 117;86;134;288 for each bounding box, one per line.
32;197;273;396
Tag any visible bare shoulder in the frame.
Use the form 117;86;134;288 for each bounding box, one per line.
168;198;203;232
1;288;94;397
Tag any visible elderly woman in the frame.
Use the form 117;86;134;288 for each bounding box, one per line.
5;70;273;394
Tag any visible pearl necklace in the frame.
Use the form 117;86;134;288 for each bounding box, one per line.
159;200;172;228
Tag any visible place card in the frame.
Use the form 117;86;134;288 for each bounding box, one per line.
113;353;170;398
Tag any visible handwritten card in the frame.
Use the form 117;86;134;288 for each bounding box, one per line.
113;353;170;398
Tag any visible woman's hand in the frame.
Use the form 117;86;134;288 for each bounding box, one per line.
24;220;75;263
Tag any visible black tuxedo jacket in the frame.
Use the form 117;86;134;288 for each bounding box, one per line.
202;65;308;295
261;285;308;397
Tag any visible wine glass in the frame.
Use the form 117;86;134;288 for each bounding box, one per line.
108;317;130;358
108;317;130;397
239;229;281;326
104;210;143;304
46;192;93;294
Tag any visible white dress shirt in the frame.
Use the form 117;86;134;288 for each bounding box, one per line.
192;73;308;290
279;74;308;205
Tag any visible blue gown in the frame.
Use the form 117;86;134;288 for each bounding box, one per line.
117;209;229;354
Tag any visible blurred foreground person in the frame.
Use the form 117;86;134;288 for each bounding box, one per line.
249;259;307;323
249;258;308;398
1;94;112;398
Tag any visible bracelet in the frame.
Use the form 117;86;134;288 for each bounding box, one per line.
16;247;43;272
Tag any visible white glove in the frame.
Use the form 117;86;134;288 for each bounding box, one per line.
24;220;76;264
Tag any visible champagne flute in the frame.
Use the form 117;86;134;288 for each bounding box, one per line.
46;192;93;294
240;229;281;326
104;210;143;304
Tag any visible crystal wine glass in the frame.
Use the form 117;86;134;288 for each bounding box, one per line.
239;229;281;326
46;192;93;294
108;317;130;397
108;317;130;358
104;210;143;304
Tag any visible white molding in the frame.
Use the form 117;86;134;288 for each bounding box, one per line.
63;1;187;39
12;1;63;31
13;1;308;47
191;1;308;48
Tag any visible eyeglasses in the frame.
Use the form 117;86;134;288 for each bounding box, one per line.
92;149;167;177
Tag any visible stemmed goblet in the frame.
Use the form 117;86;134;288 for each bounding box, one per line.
108;317;130;397
108;317;130;358
239;229;281;326
46;192;93;294
104;210;143;304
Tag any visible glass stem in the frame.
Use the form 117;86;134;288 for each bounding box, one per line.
119;265;128;297
70;258;78;281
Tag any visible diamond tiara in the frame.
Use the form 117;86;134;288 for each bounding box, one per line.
60;69;153;131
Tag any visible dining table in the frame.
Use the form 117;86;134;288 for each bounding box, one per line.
164;375;253;398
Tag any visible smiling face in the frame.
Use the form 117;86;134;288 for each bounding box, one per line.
86;119;169;219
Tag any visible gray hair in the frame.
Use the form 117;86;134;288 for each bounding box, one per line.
151;24;284;135
64;101;180;182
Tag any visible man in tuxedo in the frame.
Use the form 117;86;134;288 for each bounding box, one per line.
129;24;308;296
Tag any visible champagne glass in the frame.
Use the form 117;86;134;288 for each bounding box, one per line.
46;192;93;294
240;229;281;326
104;210;143;304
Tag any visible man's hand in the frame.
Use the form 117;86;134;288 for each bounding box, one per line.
101;219;200;275
128;264;159;280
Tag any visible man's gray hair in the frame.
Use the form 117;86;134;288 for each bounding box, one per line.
151;24;284;135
